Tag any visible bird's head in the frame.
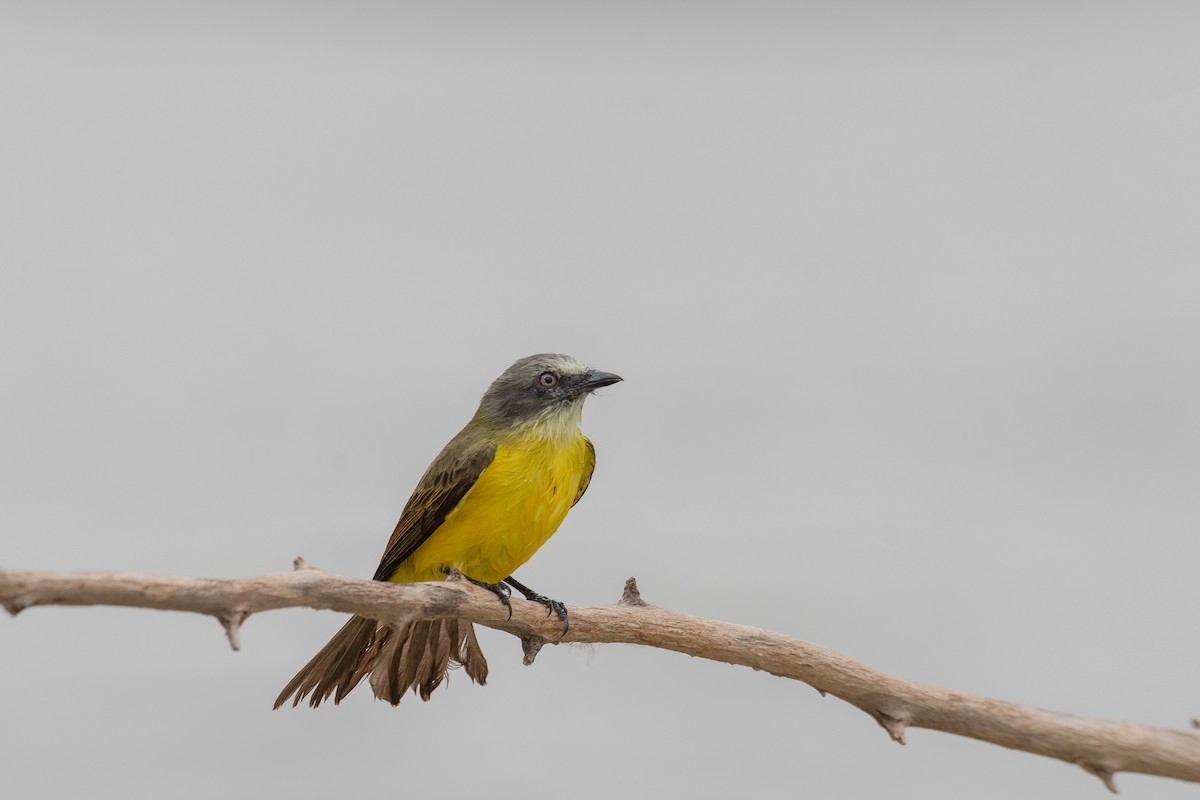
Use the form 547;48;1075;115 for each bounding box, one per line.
477;353;622;437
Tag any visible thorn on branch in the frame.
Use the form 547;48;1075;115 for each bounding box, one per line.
875;711;908;745
618;577;648;607
815;687;828;698
4;599;25;616
1083;763;1119;794
217;610;249;651
520;635;546;666
292;557;315;571
1191;717;1199;730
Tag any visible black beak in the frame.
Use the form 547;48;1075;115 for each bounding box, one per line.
578;370;623;392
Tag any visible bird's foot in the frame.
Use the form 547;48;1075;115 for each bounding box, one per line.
504;576;569;633
445;568;513;619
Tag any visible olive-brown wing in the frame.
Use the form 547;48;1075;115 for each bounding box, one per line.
372;438;497;582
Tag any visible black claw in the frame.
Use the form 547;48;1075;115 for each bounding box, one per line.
504;575;570;633
546;599;569;633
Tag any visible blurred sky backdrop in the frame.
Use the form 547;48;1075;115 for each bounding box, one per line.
2;2;1198;798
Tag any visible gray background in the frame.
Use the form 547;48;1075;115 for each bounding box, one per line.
2;2;1198;798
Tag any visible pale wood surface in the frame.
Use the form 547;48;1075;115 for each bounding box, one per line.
2;562;1198;793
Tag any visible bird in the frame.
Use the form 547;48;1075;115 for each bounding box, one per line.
274;353;621;708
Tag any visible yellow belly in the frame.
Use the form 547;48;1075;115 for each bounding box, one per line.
387;432;592;584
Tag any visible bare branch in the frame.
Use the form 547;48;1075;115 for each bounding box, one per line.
2;564;1198;790
619;576;649;607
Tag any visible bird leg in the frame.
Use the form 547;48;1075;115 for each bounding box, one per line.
504;575;569;632
445;567;512;619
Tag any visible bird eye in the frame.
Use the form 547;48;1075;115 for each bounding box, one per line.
538;372;558;388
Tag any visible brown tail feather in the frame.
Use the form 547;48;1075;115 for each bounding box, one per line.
274;616;488;709
368;618;490;704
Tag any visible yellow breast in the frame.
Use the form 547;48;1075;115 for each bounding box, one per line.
388;430;594;584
